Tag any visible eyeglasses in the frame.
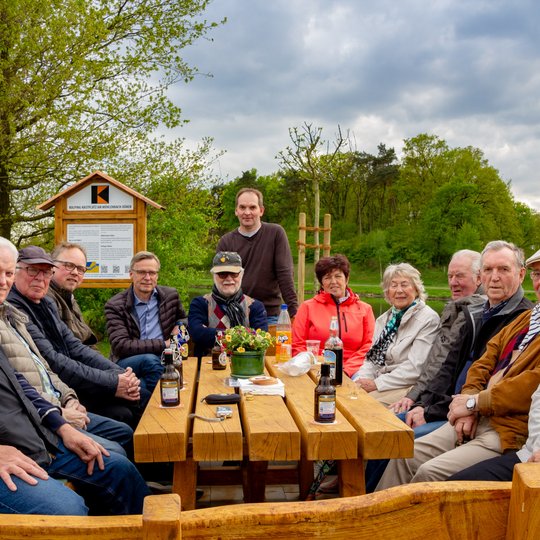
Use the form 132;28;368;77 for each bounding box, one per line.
530;270;540;281
55;260;87;276
216;271;241;279
132;269;158;277
16;266;55;279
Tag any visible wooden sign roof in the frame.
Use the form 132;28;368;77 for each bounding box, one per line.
37;170;163;211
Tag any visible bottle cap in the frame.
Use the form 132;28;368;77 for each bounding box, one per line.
281;303;288;310
320;363;331;376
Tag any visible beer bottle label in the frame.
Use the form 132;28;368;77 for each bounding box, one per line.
161;381;179;404
318;395;336;420
323;350;337;380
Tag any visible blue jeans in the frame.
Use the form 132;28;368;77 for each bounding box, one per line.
266;315;279;325
117;354;163;393
0;475;88;515
85;412;133;457
48;439;151;515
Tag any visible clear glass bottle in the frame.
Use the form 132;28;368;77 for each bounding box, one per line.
160;348;180;407
314;363;336;423
323;315;343;385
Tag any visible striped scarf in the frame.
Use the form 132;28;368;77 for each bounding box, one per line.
519;303;540;351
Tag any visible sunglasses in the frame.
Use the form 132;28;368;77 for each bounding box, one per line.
216;271;241;279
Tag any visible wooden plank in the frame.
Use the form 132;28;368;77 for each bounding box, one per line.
336;375;414;460
265;357;357;461
507;463;540;540
134;358;198;463
180;482;511;540
240;389;300;462
192;359;243;461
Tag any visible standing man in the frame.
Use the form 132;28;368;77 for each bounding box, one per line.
105;251;186;390
8;246;146;429
48;242;98;346
217;187;298;323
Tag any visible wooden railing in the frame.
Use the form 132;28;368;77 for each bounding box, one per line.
2;463;540;539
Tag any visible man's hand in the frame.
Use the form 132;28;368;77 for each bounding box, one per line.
355;378;377;393
528;450;540;462
62;406;90;429
57;424;109;475
405;406;426;428
448;393;478;424
454;414;478;445
115;367;141;401
389;397;414;414
0;445;49;491
64;399;87;414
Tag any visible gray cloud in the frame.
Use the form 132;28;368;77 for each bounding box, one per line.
169;0;540;209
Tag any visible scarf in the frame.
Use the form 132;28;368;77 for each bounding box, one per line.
519;303;540;351
211;285;248;328
366;301;416;366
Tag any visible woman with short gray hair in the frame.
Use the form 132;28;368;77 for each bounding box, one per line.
353;262;440;406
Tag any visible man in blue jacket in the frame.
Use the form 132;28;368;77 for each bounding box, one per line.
188;251;268;360
8;246;148;428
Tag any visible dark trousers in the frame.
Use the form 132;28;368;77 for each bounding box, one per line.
447;450;521;481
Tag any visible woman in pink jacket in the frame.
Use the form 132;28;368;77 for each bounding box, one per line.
292;254;375;377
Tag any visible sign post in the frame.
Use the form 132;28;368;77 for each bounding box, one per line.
37;171;163;289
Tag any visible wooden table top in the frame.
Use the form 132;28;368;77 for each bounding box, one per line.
135;355;413;466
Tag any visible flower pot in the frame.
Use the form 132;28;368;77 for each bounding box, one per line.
230;350;265;378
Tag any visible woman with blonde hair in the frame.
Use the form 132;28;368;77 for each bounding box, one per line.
353;263;440;406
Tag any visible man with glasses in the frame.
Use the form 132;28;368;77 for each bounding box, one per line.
47;242;98;347
188;251;268;360
8;246;146;429
105;251;185;390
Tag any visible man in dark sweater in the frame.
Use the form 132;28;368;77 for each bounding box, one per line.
217;188;298;323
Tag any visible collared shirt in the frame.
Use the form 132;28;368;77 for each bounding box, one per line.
133;289;163;341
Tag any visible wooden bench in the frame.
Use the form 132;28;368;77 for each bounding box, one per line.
3;464;540;539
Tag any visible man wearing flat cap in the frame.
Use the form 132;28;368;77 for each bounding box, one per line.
188;251;268;359
8;245;146;428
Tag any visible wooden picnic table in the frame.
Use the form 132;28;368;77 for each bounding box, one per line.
134;355;413;509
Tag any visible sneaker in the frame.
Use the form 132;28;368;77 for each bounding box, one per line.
318;475;339;494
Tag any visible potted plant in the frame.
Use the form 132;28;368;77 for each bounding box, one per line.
220;326;274;378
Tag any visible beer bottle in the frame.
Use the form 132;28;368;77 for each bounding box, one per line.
160;348;180;407
212;332;226;370
314;363;336;423
170;334;184;389
323;315;343;385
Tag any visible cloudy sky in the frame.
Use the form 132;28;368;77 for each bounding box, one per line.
171;0;540;210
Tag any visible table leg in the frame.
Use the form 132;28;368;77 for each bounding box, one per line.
338;457;365;497
172;458;197;510
298;457;314;500
242;460;268;502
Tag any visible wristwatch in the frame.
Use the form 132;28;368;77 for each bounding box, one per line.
466;397;476;411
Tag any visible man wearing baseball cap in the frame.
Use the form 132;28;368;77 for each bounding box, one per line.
188;251;268;359
8;246;147;428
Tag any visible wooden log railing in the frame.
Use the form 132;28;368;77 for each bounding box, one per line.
2;464;540;539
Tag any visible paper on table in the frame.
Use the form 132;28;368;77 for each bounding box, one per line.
237;378;285;397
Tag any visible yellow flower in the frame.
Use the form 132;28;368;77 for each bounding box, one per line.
237;347;245;353
225;334;232;342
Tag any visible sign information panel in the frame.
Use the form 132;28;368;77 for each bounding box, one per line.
67;223;134;279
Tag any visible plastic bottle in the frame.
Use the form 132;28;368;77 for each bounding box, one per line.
314;363;336;423
275;303;292;363
323;315;343;385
